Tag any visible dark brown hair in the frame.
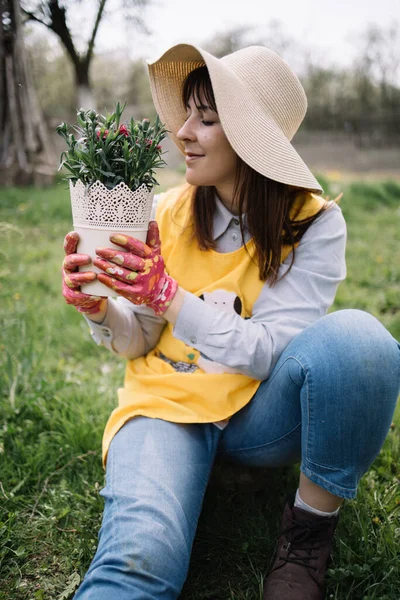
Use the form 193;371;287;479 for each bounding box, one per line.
182;66;327;285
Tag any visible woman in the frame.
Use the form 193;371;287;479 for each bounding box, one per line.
62;44;400;600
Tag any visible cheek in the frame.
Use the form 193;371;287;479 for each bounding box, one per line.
184;128;237;185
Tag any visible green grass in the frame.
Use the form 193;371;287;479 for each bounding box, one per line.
0;176;399;599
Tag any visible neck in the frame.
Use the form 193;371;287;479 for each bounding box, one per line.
215;184;242;215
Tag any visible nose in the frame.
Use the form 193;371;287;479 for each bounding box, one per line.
176;117;196;141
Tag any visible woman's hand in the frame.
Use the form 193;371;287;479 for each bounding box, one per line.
62;231;107;316
93;221;178;316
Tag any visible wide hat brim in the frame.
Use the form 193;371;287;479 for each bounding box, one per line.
147;43;322;193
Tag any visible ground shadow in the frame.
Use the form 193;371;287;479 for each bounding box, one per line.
180;460;300;599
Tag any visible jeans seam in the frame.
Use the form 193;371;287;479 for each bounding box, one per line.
280;354;311;465
295;355;348;478
290;354;312;475
306;458;348;475
224;421;301;455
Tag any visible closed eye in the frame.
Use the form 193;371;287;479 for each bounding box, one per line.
183;116;215;126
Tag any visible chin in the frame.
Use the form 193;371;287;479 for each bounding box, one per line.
185;169;213;187
185;171;203;186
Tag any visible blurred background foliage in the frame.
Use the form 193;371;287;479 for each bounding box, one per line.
1;1;399;184
26;20;400;138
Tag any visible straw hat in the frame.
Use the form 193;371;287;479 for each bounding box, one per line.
147;43;322;193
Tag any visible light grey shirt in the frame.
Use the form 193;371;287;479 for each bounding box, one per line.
86;193;347;382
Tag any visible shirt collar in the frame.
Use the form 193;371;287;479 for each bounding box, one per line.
213;193;248;241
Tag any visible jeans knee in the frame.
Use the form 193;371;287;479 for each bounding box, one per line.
303;310;398;369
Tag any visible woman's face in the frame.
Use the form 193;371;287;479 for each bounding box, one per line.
176;93;238;203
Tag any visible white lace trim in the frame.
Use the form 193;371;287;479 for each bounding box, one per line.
70;180;155;228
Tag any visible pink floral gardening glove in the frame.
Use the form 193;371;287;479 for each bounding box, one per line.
93;221;178;316
62;231;107;315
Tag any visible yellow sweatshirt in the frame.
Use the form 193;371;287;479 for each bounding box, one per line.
102;184;325;463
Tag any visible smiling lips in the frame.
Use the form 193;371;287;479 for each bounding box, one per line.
185;152;205;162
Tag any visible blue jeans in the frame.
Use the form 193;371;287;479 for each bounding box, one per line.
74;310;400;599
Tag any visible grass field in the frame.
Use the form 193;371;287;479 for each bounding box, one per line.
0;174;399;599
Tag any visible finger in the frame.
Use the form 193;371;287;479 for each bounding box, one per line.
146;221;161;254
97;273;144;301
64;271;97;289
109;234;153;258
64;231;80;255
76;298;108;314
95;247;145;271
62;282;103;306
63;253;92;273
93;257;141;283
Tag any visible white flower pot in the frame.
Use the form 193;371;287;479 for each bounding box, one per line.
69;180;155;297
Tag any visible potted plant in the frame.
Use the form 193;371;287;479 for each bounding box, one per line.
56;102;167;296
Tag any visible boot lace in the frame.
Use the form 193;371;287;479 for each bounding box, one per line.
278;515;332;571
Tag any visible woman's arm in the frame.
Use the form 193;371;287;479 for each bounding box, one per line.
84;297;167;359
167;203;347;380
82;194;167;359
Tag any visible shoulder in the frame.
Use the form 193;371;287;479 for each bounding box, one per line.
304;200;346;242
292;200;347;276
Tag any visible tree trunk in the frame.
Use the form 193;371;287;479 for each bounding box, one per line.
0;0;55;186
74;60;95;109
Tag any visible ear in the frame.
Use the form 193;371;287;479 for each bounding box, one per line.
234;296;242;315
146;221;161;254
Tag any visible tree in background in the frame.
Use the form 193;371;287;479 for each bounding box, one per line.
24;27;155;121
352;24;400;144
21;0;151;108
0;0;53;185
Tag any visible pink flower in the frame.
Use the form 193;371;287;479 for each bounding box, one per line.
156;144;162;151
97;129;109;140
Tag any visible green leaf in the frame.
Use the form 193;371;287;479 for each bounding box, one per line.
58;572;81;600
14;545;26;557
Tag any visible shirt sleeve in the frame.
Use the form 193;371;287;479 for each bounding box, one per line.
83;193;167;358
172;202;347;380
84;298;167;358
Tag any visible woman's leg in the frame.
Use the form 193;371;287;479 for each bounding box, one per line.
74;417;221;600
218;309;400;600
218;309;400;498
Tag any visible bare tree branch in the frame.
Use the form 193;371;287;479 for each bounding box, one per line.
85;0;107;67
21;8;48;27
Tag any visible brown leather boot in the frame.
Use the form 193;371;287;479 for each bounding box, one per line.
263;497;339;599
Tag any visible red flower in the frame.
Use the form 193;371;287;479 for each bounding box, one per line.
119;125;129;137
156;144;162;151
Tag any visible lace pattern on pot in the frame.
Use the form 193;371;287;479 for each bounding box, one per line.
70;180;155;228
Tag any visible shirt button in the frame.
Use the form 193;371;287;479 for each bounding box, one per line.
102;328;111;337
190;337;197;345
234;218;240;226
232;233;238;241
